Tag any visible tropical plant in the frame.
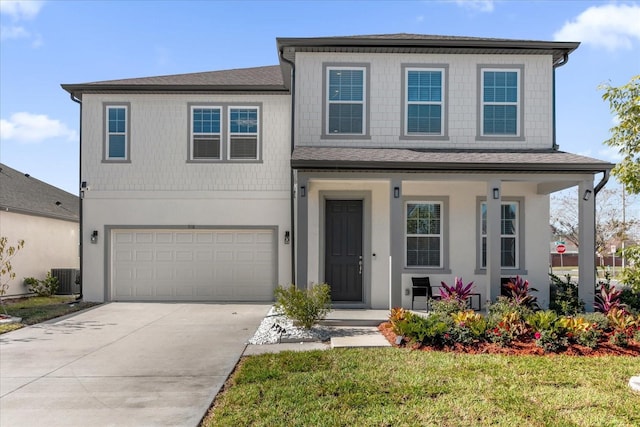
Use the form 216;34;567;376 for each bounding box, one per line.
534;329;568;353
391;311;450;345
502;276;539;310
526;310;560;333
594;281;623;314
549;273;585;315
582;312;610;331
451;310;487;340
487;296;534;326
439;277;474;305
0;237;25;315
274;283;331;329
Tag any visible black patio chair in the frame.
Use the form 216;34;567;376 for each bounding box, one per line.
411;276;441;310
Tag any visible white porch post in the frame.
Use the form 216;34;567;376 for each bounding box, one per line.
578;180;596;311
390;177;403;308
486;180;502;302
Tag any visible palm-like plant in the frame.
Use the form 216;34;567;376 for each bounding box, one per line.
594;282;623;314
502;276;539;310
439;277;474;305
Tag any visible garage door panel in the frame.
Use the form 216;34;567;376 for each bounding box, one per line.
112;229;275;301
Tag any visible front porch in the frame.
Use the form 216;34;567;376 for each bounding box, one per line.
292;147;613;311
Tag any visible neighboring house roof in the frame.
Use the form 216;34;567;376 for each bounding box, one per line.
61;65;286;99
291;147;614;173
0;163;79;222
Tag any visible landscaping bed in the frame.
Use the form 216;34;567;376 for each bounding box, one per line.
378;321;640;357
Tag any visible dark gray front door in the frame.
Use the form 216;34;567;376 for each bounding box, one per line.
325;200;363;302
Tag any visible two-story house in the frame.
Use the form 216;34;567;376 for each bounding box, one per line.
62;34;613;310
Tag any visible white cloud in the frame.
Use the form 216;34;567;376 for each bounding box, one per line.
553;4;640;51
0;24;29;40
598;146;623;162
0;112;77;143
454;0;494;13
0;0;45;20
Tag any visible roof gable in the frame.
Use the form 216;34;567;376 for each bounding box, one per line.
0;163;79;222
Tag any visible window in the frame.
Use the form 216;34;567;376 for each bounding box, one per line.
406;202;442;267
481;69;520;136
229;107;259;160
326;67;366;135
105;105;129;161
481;201;518;268
405;69;444;135
191;107;221;160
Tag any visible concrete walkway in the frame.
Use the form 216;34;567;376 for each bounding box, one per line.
0;302;270;427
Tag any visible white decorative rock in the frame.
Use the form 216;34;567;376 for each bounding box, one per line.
0;316;22;325
629;376;640;393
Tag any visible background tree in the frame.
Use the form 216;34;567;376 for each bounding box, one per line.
550;187;638;256
0;237;25;315
600;75;640;194
600;75;640;301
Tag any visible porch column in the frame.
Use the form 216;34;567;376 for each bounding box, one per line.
578;180;596;311
296;174;309;289
390;177;403;308
486;180;502;302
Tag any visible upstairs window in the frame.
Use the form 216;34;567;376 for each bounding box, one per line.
191;107;221;160
105;105;129;161
326;67;366;135
405;69;444;135
406;202;442;268
481;69;520;136
229;107;259;160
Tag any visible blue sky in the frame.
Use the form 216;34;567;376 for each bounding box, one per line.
1;0;639;203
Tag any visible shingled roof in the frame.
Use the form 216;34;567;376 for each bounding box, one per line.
61;65;286;98
291;147;614;173
277;33;579;65
0;164;79;222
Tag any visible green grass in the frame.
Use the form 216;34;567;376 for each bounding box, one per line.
0;296;99;334
203;348;640;427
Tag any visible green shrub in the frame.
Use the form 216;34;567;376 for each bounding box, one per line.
526;310;560;333
534;329;568;353
582;312;610;331
549;273;584;315
576;328;602;349
27;272;59;297
391;311;451;345
487;297;533;326
430;299;466;316
609;331;629;347
274;283;331;329
619;287;640;314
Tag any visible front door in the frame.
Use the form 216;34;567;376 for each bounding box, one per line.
325;200;363;302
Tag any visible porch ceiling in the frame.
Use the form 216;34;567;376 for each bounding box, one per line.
291;147;614;175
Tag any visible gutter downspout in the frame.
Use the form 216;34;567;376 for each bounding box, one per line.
70;93;83;301
594;169;610;195
552;53;570;150
279;49;296;286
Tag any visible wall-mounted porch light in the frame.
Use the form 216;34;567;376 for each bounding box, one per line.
90;230;98;244
393;187;400;198
284;231;290;245
492;188;500;199
300;186;306;198
583;189;592;201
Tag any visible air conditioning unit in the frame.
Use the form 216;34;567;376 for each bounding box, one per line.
51;268;80;295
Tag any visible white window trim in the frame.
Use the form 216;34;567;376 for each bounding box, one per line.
405;200;444;269
325;66;367;136
105;104;129;162
190;105;222;161
481;201;520;269
480;67;521;137
227;106;259;161
404;67;445;136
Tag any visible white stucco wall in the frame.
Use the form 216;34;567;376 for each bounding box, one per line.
79;92;292;302
0;211;79;297
294;52;553;150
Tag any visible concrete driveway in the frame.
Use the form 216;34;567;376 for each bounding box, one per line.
0;302;270;427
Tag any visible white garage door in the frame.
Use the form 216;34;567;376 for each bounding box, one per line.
111;229;275;301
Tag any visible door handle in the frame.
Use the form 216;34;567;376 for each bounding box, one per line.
358;255;363;275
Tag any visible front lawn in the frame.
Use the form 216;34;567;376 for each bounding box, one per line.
203;348;640;426
0;296;99;334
